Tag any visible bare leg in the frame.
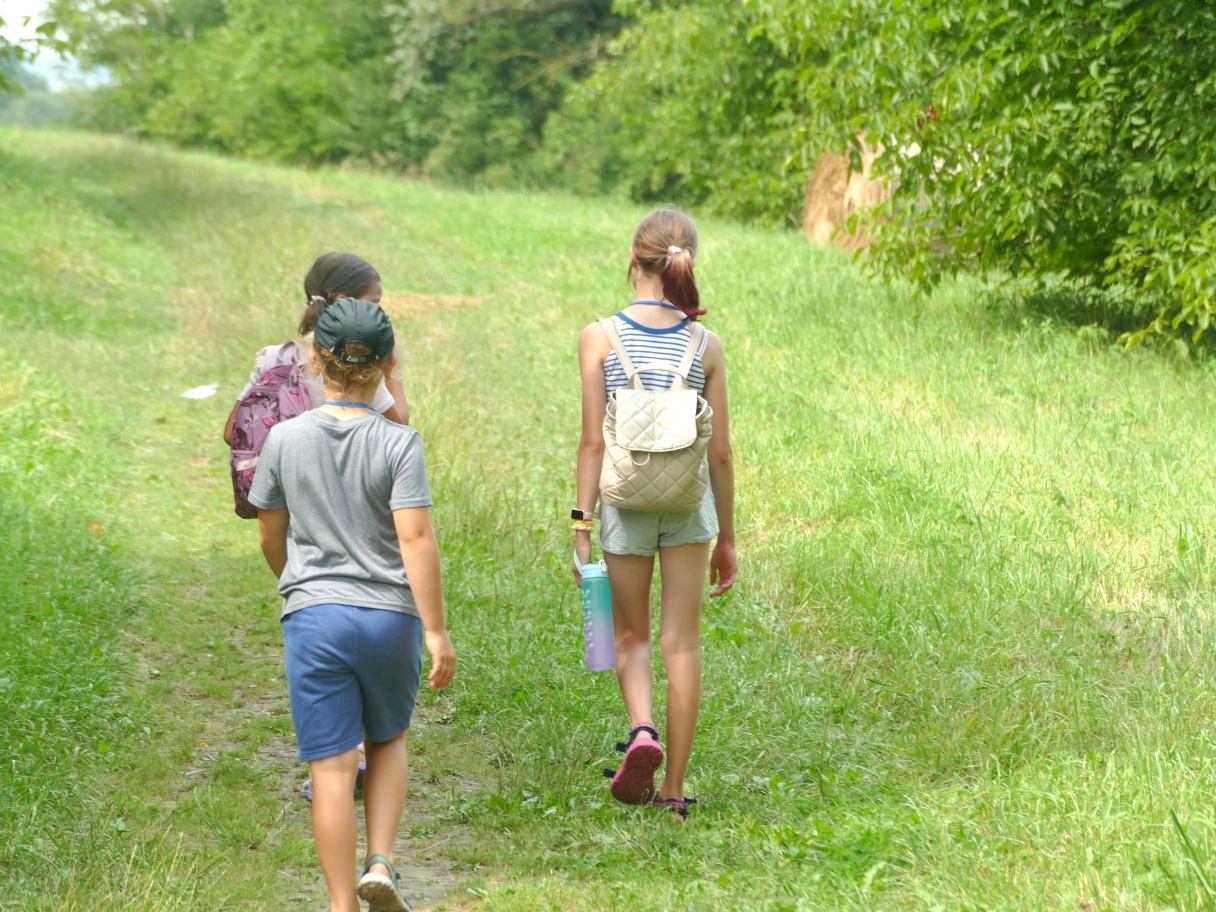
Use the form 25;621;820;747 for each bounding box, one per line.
604;552;658;741
309;748;361;912
657;542;710;798
363;733;409;878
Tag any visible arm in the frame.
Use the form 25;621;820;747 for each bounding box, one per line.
223;402;238;446
257;508;290;577
574;323;610;578
384;374;410;425
701;332;737;596
393;507;455;688
378;352;410;425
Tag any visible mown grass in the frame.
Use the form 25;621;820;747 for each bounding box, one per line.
3;127;1216;911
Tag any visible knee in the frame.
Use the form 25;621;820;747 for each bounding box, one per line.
311;747;361;777
615;623;651;652
660;630;700;663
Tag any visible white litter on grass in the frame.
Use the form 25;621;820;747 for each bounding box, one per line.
181;383;220;399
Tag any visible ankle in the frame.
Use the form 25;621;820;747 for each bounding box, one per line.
630;721;658;741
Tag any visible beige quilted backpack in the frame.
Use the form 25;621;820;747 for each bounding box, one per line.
598;317;714;513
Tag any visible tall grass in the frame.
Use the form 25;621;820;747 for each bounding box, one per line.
3;128;1216;910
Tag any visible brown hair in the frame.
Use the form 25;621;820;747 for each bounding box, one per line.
629;208;705;320
315;341;388;395
299;252;381;335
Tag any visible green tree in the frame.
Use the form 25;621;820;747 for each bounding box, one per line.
543;0;804;223
755;0;1216;346
44;0;228;131
47;0;620;179
384;0;619;180
559;0;1216;345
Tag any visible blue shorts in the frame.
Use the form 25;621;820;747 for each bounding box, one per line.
281;603;424;762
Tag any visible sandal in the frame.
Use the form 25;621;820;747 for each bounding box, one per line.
602;724;664;804
653;795;698;820
357;853;411;912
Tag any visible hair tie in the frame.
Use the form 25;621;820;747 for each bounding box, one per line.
668;245;683;255
310;295;328;308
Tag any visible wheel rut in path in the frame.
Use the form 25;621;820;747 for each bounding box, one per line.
186;684;469;911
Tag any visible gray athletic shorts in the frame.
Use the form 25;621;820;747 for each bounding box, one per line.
600;491;718;556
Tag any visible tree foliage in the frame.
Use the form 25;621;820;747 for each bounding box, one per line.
0;31;27;95
543;1;804;224
563;0;1216;345
46;0;395;160
762;0;1216;347
0;14;58;95
382;0;619;178
48;0;618;176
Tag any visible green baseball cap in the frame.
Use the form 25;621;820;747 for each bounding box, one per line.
313;297;395;364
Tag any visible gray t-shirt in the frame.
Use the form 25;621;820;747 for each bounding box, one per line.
248;410;432;618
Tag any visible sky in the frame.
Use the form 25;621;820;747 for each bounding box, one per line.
2;0;48;43
3;0;108;89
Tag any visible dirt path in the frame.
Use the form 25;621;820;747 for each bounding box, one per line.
295;710;470;910
178;676;468;910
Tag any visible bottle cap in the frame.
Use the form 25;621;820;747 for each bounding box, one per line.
575;551;608;579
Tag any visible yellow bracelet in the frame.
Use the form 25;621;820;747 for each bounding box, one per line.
571;521;594;532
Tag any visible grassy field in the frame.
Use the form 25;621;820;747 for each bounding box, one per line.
4;128;1216;911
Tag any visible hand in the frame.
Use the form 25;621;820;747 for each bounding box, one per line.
384;352;401;380
424;629;456;689
572;532;592;586
709;540;737;597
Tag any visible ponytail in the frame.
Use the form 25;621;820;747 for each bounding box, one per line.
298;295;330;336
630;208;706;321
660;246;704;320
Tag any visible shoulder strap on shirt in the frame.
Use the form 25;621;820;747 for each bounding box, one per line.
598;317;637;379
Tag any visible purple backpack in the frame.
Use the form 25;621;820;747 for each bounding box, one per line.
230;361;311;518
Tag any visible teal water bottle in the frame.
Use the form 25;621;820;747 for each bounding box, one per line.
577;553;615;671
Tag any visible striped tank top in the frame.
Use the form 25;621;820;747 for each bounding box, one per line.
602;311;708;395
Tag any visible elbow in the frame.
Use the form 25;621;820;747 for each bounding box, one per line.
579;432;605;457
579;439;605;463
709;443;733;472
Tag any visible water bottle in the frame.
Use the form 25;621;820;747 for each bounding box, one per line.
577;552;615;671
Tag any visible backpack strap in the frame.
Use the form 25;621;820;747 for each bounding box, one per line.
598;317;638;379
675;323;707;380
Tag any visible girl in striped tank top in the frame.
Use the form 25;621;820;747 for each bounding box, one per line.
573;208;737;820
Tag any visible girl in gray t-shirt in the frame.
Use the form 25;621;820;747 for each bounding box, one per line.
249;297;455;912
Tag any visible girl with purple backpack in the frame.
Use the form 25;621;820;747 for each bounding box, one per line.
225;252;410;800
223;251;409;446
